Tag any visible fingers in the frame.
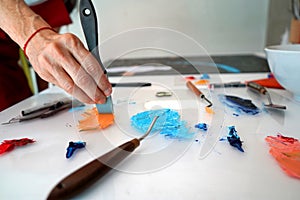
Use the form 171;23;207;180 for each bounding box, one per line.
28;32;112;104
60;34;112;103
36;55;97;104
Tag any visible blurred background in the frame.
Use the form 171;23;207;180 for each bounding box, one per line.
61;0;293;58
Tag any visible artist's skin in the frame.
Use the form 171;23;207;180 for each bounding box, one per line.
0;0;112;104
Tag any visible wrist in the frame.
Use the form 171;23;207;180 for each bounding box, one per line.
23;26;56;58
23;26;55;56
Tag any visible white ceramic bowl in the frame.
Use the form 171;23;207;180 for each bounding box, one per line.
265;44;300;101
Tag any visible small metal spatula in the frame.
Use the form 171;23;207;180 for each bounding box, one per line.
247;81;286;110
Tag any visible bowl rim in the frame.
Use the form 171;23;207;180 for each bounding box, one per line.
265;44;300;53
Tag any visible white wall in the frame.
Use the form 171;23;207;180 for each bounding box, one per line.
61;0;269;60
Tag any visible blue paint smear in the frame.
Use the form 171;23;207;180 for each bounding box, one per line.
195;123;208;131
68;105;85;112
131;109;195;139
66;141;86;159
219;95;260;115
227;126;244;152
200;73;210;80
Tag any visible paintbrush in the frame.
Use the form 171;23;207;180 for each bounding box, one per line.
80;0;113;114
186;80;213;108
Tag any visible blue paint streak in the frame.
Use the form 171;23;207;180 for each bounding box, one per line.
215;63;240;73
131;109;194;139
219;95;260;115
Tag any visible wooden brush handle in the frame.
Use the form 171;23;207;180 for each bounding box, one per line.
247;81;267;95
186;81;204;97
47;139;140;200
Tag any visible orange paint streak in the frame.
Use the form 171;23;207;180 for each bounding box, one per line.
266;134;300;179
78;107;114;131
195;79;209;85
205;107;214;114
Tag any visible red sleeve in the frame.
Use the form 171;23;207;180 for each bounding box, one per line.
31;0;72;28
0;0;72;39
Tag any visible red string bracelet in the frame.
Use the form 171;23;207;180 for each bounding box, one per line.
23;26;56;57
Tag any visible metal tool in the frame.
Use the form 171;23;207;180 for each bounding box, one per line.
79;0;113;114
156;91;173;97
209;81;246;89
47;116;159;200
1;99;76;125
111;82;152;87
247;81;287;110
186;80;212;107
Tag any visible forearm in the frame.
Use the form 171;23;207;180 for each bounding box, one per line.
0;0;50;48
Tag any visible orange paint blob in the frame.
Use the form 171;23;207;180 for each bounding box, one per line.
78;107;114;131
97;113;115;129
195;79;209;85
265;134;300;179
205;107;214;114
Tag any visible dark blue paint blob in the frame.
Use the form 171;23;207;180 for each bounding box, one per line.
66;141;86;159
195;123;208;131
131;109;194;139
219;95;260;115
227;126;244;152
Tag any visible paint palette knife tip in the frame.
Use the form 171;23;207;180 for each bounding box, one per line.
95;96;114;113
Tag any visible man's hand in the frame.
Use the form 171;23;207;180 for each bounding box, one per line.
0;0;111;104
26;29;112;104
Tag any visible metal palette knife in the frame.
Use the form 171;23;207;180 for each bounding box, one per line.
79;0;113;113
247;81;286;110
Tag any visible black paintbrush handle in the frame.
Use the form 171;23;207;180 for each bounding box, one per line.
79;0;106;73
47;138;140;200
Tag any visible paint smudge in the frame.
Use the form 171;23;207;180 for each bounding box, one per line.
200;73;210;80
219;95;260;115
227;126;244;152
195;123;208;131
68;106;85;112
265;134;300;179
77;107;114;131
66;141;86;159
131;109;194;139
195;79;209;85
0;138;35;155
205;106;214;114
185;76;195;81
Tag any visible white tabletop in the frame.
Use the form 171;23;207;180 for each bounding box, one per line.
0;73;299;200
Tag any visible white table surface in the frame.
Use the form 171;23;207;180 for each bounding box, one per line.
0;73;299;200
